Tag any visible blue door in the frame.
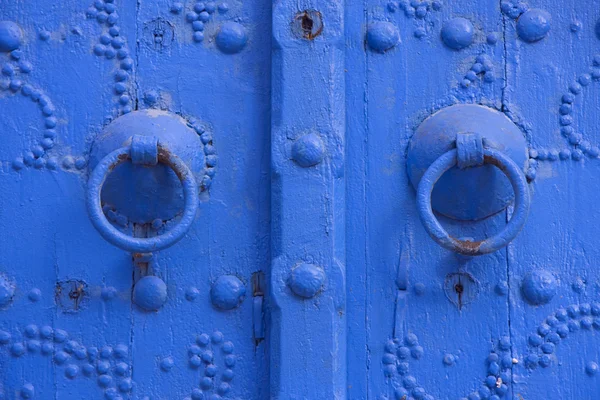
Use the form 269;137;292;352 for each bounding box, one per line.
0;0;599;398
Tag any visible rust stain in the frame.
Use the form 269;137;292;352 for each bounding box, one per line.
296;11;323;40
107;152;131;173
158;145;188;182
455;279;464;310
456;238;483;255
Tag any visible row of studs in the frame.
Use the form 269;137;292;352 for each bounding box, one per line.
382;303;600;398
86;0;135;115
172;1;249;55
526;55;600;180
0;273;245;312
371;0;550;53
382;333;514;400
0;324;240;399
0;325;132;398
184;331;236;398
0;47;65;172
526;303;600;371
180;1;224;43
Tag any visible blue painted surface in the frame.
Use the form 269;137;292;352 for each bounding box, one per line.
1;0;600;398
441;17;475;50
87;138;199;253
416;146;530;255
0;0;270;398
407;104;528;220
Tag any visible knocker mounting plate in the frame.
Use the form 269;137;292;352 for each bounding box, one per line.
406;104;529;221
88;110;205;224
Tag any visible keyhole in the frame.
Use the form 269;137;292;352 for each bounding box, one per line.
293;10;323;40
154;31;164;44
56;280;89;313
454;280;464;309
301;15;313;34
444;272;479;310
454;282;464;294
69;285;84;309
143;18;175;51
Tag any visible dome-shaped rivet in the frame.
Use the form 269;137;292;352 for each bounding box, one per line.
292;133;325;167
0;21;23;52
210;275;246;310
517;9;551;42
216;22;247;54
441;18;474;50
160;356;174;372
443;353;455;366
522;269;557;305
133;276;167;311
586;361;599;376
20;383;34;399
288;263;325;299
367;21;400;53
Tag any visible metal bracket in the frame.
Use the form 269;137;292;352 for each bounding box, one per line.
456;132;484;169
131;135;158;166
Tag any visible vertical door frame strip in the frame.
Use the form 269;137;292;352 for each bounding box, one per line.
270;1;347;398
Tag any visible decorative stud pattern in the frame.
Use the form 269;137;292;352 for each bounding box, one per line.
180;1;242;49
386;1;442;39
382;333;513;400
85;0;134;115
392;0;443;19
501;1;551;43
0;21;119;173
524;303;600;372
185;1;216;43
383;303;600;398
0;324;133;397
0;43;64;172
185;331;237;399
184;116;218;192
501;0;527;19
460;54;495;88
525;54;600;180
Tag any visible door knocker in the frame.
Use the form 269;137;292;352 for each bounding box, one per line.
407;104;531;255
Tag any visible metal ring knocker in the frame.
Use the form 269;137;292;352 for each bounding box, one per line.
416;135;530;256
87;136;199;253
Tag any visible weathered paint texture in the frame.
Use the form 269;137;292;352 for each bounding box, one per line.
0;0;599;398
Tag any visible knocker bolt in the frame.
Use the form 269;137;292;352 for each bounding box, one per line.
456;132;484;169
